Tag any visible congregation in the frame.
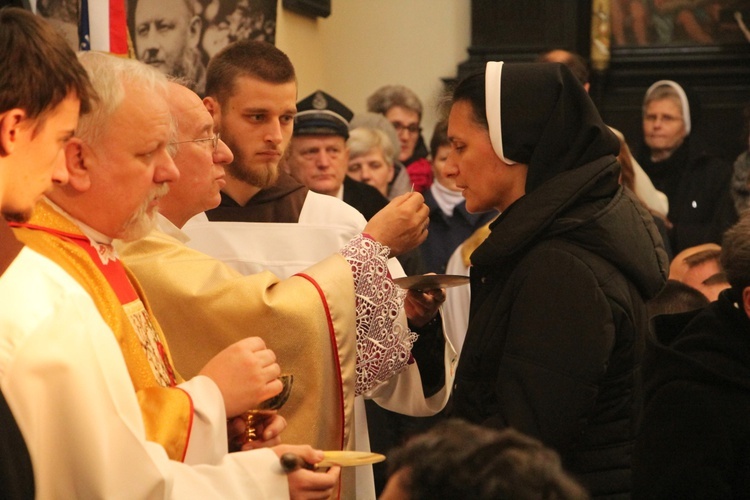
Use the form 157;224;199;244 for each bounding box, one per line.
2;5;750;500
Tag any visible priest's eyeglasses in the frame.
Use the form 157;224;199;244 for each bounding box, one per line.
169;133;220;152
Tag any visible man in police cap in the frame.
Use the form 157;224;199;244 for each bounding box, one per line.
284;90;393;221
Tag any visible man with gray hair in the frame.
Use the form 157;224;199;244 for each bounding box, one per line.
11;50;338;498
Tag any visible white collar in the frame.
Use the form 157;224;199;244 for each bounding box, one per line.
44;197;118;265
156;213;190;244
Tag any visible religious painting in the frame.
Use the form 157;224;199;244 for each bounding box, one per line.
609;0;750;47
34;0;278;96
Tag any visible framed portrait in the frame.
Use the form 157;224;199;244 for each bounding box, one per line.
35;0;279;96
282;0;330;18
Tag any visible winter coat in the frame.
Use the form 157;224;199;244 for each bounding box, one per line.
638;136;734;253
633;289;750;499
452;156;669;498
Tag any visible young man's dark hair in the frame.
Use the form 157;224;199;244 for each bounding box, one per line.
205;39;295;107
0;7;95;122
383;419;588;500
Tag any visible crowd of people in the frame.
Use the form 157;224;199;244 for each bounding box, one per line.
2;6;750;500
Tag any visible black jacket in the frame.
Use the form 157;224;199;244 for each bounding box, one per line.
638;136;734;253
342;175;388;221
633;290;750;499
452;157;668;498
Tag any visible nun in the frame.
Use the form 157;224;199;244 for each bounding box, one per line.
636;80;734;253
446;61;668;498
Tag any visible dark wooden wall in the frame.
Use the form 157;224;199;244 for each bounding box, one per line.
452;0;750;163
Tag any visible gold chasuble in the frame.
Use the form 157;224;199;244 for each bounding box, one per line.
117;220;358;454
12;201;193;461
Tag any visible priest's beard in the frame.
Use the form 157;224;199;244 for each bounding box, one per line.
117;183;169;242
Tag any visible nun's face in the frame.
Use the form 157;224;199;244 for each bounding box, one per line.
643;98;687;161
445;101;527;213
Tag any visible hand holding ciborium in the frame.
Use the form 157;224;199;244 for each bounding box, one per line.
242;374;293;444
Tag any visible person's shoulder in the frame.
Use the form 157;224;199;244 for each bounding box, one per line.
0;247;101;336
344;177;389;205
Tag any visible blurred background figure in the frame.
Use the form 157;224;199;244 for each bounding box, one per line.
346;127;397;199
646;279;710;318
348;112;411;200
668;243;730;301
730;103;750;216
636;79;735;253
367;84;433;194
634;212;750;498
381;419;589;500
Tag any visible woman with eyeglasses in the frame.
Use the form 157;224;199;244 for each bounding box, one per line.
367;84;433;194
636;80;734;254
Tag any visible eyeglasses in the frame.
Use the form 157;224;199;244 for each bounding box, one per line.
169;133;221;152
391;122;421;135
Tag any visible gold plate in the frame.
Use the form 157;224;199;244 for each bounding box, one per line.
393;274;470;290
318;451;386;468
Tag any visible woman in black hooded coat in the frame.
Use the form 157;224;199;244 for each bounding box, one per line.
446;62;668;498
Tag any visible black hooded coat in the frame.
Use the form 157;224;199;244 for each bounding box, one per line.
450;62;669;498
633;290;750;498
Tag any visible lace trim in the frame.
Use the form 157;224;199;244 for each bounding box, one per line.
340;234;417;395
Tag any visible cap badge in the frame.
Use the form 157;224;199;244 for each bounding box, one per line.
312;92;328;110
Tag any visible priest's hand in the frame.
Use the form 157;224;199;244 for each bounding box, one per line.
272;445;341;500
405;286;446;328
199;336;282;418
228;412;287;451
365;192;429;257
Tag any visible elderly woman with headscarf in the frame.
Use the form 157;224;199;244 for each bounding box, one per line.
446;62;668;498
637;80;734;254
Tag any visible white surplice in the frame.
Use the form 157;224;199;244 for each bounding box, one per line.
0;244;288;498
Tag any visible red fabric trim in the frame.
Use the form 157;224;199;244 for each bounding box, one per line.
174;386;194;463
109;0;128;54
294;272;345;449
295;271;344;500
11;222;138;304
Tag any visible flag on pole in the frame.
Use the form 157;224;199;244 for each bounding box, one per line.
78;0;128;55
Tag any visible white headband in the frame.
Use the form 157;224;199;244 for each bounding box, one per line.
645;80;691;135
485;61;516;165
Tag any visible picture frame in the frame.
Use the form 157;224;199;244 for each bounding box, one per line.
282;0;331;19
608;0;750;63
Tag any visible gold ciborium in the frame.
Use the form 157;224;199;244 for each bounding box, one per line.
243;374;294;443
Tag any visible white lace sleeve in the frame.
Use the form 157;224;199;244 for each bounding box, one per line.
339;234;417;396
